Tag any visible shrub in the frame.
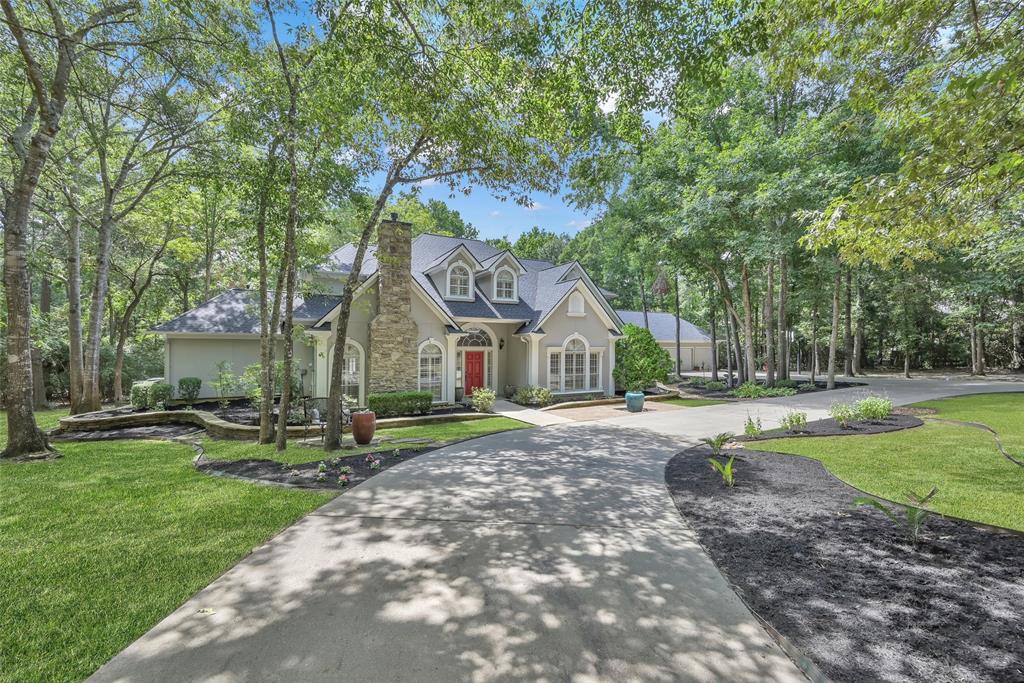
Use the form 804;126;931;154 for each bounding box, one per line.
241;362;302;405
688;377;708;387
780;411;808;433
744;414;762;437
703;380;726;391
613;324;672;391
130;380;156;409
708;456;737;487
775;379;799;389
729;382;797;399
829;402;857;428
178;377;202;406
512;385;553;407
855;396;893;422
470;387;496;413
209;361;242;408
367;390;433;418
797;382;817;392
148;382;173;410
700;431;734;456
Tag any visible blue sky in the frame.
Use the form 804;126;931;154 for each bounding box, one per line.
408;182;595;241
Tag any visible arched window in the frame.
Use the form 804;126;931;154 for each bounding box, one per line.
418;342;444;401
567;291;585;316
564;338;587;390
457;328;492;347
494;268;516;301
447;263;471;298
328;339;364;404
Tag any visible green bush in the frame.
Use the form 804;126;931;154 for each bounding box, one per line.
688;377;708;387
209;361;242;407
130;380;155;409
512;385;553;407
178;377;202;405
729;382;798;399
829;402;857;428
780;411;808;432
470;387;497;413
797;382;817;391
704;380;726;391
613;324;672;391
855;396;893;421
148;382;174;410
367;390;433;418
744;413;763;437
775;379;799;389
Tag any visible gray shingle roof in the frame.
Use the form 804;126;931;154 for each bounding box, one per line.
152;289;343;334
615;310;711;342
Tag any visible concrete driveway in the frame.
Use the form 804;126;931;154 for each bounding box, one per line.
90;375;1022;682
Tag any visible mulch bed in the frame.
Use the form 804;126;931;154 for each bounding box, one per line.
679;378;866;400
196;445;434;490
740;412;923;441
50;424;203;441
666;418;1024;682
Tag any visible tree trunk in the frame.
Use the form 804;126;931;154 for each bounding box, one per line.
826;261;841;390
969;316;978;374
34;275;51;409
764;261;776;386
640;271;650;329
709;293;719;382
724;311;734;387
66;200;85;414
1011;310;1023;371
853;275;864;375
256;140;281;444
810;299;819;383
844;269;854;377
976;303;987;375
82;211;116;411
740;264;757;384
777;255;788;380
674;273;682;376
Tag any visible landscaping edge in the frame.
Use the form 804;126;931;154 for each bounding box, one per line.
56;408;494;440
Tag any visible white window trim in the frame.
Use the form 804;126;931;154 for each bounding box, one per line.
492;265;518;302
417;338;446;402
445;261;475;301
546;334;603;393
326;337;365;406
567;291;585;317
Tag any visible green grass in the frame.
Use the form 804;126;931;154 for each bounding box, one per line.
662;397;729;408
759;393;1024;531
1;419;335;682
202;416;530;465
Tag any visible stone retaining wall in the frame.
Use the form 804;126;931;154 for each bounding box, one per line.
57;408;495;440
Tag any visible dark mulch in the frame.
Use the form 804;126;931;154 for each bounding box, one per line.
196;445;433;490
679;378;866;400
50;424;203;441
740;413;923;442
666;442;1024;682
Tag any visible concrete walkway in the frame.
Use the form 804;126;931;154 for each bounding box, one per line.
492;398;574;426
90;376;1023;682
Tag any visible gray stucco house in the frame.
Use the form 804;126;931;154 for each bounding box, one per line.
153;216;710;402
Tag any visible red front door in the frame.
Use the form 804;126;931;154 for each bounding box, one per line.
464;351;485;395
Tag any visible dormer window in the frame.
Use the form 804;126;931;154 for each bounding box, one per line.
447;262;472;299
568;291;585;316
493;267;516;302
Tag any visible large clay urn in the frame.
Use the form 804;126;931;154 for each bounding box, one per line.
351;410;377;445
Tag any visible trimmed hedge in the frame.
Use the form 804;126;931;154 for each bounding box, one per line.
130;380;155;409
129;379;174;409
178;377;202;404
367;390;433;418
148;382;173;408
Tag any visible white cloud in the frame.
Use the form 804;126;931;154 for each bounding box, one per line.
525;201;545;211
414;177;438;188
567;218;592;229
489;210;501;217
599;92;619;114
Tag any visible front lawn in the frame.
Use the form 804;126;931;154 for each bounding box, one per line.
760;393;1024;531
1;427;331;682
202;415;529;465
662;397;728;408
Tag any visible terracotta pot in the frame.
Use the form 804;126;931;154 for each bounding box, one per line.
351;411;376;445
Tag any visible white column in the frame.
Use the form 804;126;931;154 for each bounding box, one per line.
445;334;458;403
527;334;541;387
314;333;329;396
606;334;616;397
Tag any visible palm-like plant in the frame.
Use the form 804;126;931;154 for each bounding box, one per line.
708;455;736;487
854;487;939;544
700;431;735;456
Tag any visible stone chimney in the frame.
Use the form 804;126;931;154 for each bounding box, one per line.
369;214;419;393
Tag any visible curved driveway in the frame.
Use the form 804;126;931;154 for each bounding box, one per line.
91;376;1022;682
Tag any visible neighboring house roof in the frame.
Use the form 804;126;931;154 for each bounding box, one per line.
151;289;343;334
616;310;711;343
320;233;623;335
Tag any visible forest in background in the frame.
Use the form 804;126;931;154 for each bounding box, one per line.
3;0;1021;456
